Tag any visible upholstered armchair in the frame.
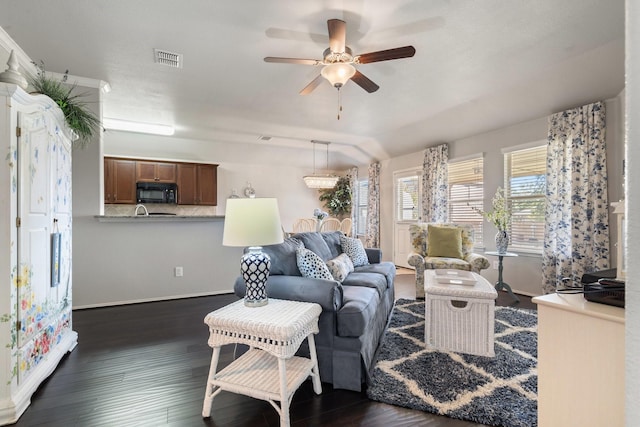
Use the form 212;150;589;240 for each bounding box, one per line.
407;222;490;298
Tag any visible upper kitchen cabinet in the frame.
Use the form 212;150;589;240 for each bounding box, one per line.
104;158;136;204
136;161;176;183
177;163;218;205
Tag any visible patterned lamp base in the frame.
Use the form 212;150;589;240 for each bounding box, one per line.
241;247;271;307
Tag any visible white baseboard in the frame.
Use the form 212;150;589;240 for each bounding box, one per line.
72;289;234;310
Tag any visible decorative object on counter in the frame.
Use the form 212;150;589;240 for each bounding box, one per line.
471;187;511;253
27;61;101;146
243;182;256;198
303;140;339;189
223;198;283;307
313;208;328;232
319;175;352;218
228;189;240;199
0;50;28;89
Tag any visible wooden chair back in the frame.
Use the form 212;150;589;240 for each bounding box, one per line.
320;217;341;232
293;218;315;233
339;218;353;236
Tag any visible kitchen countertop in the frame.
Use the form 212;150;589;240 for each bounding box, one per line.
95;215;225;223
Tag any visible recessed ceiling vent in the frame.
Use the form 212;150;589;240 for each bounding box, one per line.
258;135;272;142
154;49;183;68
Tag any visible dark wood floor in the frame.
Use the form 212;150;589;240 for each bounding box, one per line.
12;273;536;426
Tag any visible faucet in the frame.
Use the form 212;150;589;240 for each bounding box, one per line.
135;204;149;216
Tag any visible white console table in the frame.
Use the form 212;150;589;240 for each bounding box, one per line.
532;293;625;427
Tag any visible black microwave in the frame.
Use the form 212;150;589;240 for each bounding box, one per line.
136;182;177;204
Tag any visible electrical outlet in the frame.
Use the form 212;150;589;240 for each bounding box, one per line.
175;266;183;277
492;261;499;270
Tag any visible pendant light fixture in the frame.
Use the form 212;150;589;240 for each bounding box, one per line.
303;141;339;189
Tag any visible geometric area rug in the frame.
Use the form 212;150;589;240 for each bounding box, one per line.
367;299;538;427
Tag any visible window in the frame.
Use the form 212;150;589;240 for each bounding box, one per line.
448;156;484;245
395;172;420;221
356;179;368;236
504;144;546;252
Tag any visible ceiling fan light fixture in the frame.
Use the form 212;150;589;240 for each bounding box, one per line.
321;63;356;88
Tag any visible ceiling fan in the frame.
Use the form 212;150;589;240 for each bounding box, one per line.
264;19;416;95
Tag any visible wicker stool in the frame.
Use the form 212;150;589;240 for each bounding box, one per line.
424;269;498;357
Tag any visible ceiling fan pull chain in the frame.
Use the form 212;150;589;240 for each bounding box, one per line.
337;88;342;120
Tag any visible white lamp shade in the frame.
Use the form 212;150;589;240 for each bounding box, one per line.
321;63;356;87
223;198;284;247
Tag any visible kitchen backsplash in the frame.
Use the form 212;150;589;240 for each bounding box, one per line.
105;204;218;216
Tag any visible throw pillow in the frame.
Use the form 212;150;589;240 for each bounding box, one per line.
340;235;369;267
426;225;463;258
325;253;355;282
296;247;335;281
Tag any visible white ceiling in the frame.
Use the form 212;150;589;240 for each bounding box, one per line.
0;0;625;168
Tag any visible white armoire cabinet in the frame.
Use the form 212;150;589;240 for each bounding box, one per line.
0;83;78;424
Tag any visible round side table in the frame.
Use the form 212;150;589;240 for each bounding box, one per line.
485;251;520;303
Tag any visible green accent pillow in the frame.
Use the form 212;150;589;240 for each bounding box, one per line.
427;225;463;259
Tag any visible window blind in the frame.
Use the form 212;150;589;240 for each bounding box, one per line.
505;145;546;251
356;180;368;235
448;157;484;245
395;174;420;221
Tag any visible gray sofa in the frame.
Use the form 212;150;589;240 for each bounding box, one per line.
233;231;395;392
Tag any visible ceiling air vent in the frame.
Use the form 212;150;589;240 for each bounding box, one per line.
154;49;182;68
258;136;272;142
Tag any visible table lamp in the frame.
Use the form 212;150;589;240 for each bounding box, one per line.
223;198;284;307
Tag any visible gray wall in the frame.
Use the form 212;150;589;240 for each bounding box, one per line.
72;130;331;308
376;93;625;297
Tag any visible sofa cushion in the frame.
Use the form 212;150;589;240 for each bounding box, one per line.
342;272;387;297
427;225;463;258
326;253;354;282
293;232;333;261
424;256;472;271
353;261;396;288
337;285;380;337
263;237;303;276
321;231;344;259
340;235;369;267
296;247;334;280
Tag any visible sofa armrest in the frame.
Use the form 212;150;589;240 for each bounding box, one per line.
234;275;342;312
465;253;490;272
365;248;382;264
407;252;426;299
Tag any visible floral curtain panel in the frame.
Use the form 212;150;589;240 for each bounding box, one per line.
348;167;358;237
366;162;380;248
542;101;610;294
421;144;449;222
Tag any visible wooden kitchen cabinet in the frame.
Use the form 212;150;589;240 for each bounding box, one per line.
136;160;176;183
104;158;137;203
177;163;217;205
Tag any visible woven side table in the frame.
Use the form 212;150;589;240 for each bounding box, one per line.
424;269;498;357
202;298;322;427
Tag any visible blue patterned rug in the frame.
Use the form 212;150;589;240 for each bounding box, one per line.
367;299;538;427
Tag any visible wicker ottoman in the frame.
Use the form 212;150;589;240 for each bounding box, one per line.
424;269;498;357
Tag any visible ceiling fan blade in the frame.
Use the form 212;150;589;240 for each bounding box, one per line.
350;70;379;93
264;57;321;65
327;19;346;53
299;75;324;95
355;46;416;64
